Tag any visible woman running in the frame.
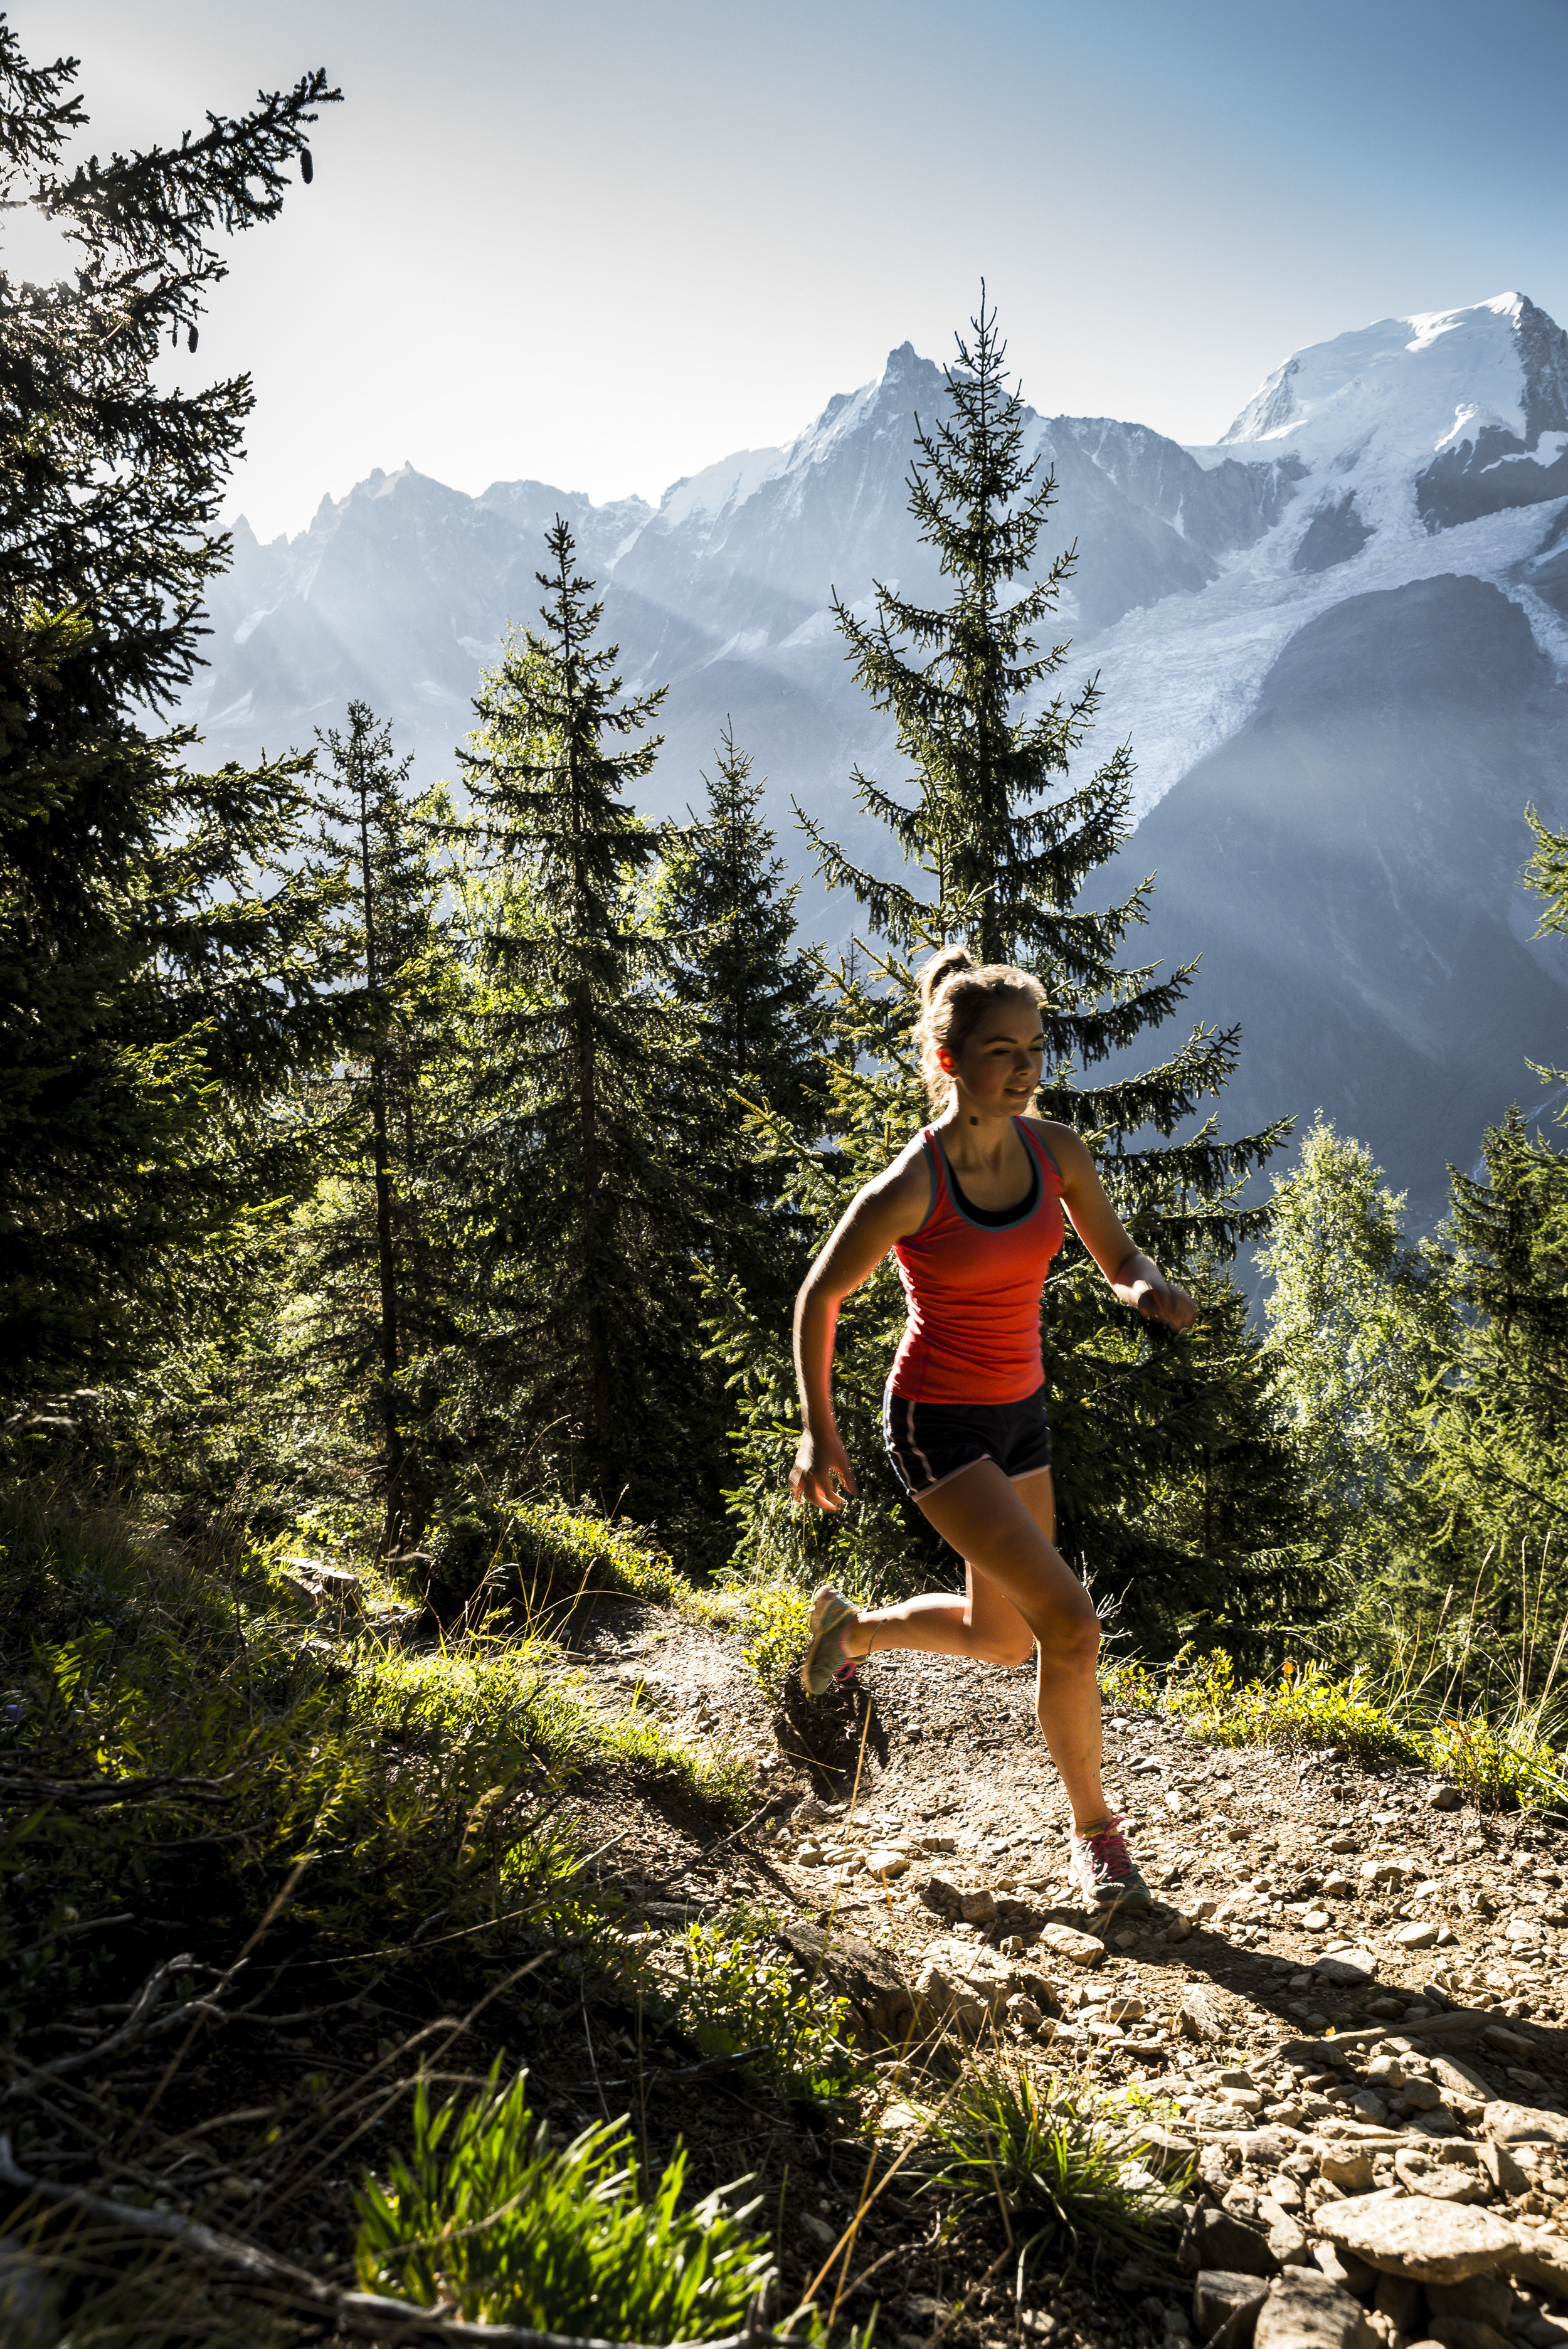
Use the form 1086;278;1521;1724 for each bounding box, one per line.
790;948;1197;1913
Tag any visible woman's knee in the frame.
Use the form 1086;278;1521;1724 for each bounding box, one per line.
1037;1595;1099;1674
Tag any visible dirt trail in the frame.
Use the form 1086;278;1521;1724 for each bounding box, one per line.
550;1597;1568;2349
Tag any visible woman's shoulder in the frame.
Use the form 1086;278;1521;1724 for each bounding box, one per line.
858;1127;935;1220
1021;1113;1089;1176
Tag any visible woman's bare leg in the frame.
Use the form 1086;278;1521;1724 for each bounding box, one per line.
835;1462;1111;1835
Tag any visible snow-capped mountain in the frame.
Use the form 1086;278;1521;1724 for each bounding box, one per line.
193;294;1568;1227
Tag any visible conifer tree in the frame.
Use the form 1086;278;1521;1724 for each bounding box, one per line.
455;522;714;1519
0;26;348;1404
658;724;824;1304
713;295;1301;1638
298;703;463;1552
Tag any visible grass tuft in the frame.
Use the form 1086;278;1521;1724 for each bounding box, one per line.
353;2061;775;2336
915;2058;1182;2280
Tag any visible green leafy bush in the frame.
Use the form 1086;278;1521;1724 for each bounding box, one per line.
422;1495;689;1621
354;2064;774;2335
739;1584;813;1704
667;1915;859;2100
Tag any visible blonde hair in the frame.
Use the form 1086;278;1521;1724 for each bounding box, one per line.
913;947;1047;1110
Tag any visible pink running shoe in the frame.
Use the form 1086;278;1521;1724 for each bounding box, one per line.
801;1588;862;1696
1069;1815;1151;1914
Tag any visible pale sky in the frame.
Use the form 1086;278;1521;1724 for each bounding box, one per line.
11;0;1568;542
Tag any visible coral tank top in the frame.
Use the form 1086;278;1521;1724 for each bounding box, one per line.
889;1121;1065;1406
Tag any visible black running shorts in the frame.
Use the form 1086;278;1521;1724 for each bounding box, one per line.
882;1382;1053;1500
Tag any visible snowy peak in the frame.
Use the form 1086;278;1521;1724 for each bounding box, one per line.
1204;292;1568;539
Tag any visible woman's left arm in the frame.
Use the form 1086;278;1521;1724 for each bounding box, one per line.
1036;1122;1198;1333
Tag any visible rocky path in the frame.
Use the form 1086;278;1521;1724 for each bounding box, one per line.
554;1599;1568;2349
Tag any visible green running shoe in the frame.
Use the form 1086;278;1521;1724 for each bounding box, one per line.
801;1587;861;1697
1069;1815;1151;1914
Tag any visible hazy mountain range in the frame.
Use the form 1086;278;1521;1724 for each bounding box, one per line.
192;291;1568;1231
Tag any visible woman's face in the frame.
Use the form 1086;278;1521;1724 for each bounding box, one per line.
941;992;1045;1117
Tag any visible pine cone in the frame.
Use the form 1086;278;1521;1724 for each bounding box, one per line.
300;148;314;184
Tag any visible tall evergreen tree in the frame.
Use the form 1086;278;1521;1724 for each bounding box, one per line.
299;703;464;1552
712;295;1301;1638
455;522;714;1519
657;723;825;1302
0;26;348;1405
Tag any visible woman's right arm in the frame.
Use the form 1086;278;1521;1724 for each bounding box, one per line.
789;1153;928;1512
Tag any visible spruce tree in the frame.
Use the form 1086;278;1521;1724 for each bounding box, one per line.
298;703;463;1553
0;26;348;1404
657;724;825;1303
455;522;714;1521
714;295;1301;1638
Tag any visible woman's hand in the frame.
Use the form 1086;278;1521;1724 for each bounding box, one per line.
790;1426;858;1512
1129;1270;1198;1332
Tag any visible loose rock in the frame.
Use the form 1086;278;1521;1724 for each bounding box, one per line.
1039;1919;1106;1968
1194;2272;1272;2343
1253;2269;1365;2349
1316;2195;1522;2283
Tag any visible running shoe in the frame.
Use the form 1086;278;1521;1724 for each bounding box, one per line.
1069;1816;1151;1914
801;1587;862;1697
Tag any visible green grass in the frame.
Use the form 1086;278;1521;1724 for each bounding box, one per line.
353;2062;775;2336
1100;1640;1568;1811
0;1486;750;2035
913;2058;1184;2282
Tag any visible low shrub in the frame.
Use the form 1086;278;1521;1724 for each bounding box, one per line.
666;1914;859;2101
739;1584;813;1705
354;2063;775;2336
420;1494;692;1624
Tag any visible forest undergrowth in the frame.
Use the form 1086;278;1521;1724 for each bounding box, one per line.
4;1478;1565;2348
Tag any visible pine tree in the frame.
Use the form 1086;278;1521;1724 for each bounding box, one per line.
0;26;349;1405
297;703;464;1553
454;522;715;1520
657;723;825;1300
713;294;1301;1636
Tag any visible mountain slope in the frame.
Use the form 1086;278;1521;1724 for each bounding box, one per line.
1105;571;1568;1231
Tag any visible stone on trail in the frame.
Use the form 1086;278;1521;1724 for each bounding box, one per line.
1180;2208;1280;2281
1180;1984;1229;2042
1428;1783;1466;1811
1476;2139;1530;2197
1039;1918;1105;1968
1317;2195;1522;2283
1253;2269;1365;2349
1318;2150;1377;2194
778;1922;914;2043
1483;2099;1568;2145
1194;2271;1272;2343
1429;2055;1491;2103
1426;2320;1513;2349
1128;2119;1197;2177
862;1845;911;1877
1259;2203;1313;2268
1312;2242;1377;2301
1315;1948;1380;1986
1394;2147;1488;2203
1394;1921;1441;1949
1425;2279;1517;2333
